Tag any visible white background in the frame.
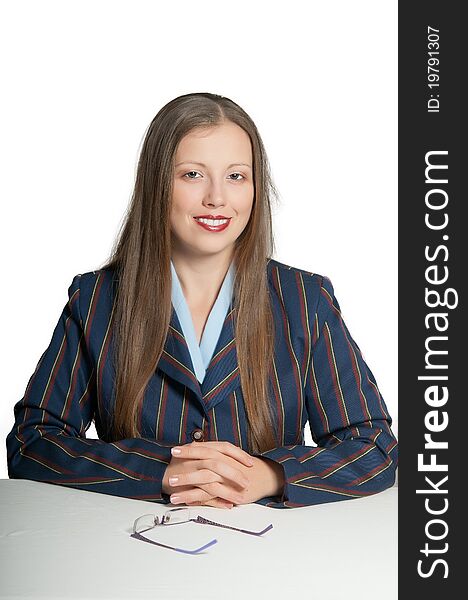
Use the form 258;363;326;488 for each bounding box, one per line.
0;0;397;479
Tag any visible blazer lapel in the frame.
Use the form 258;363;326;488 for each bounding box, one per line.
200;299;240;411
156;300;241;413
157;306;203;401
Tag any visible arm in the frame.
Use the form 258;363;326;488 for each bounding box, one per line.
5;274;173;503
251;275;398;508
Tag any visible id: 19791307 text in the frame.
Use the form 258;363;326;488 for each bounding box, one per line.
427;26;440;113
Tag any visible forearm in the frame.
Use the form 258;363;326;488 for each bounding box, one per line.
252;424;398;508
7;424;174;502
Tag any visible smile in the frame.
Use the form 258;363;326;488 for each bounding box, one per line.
193;217;231;232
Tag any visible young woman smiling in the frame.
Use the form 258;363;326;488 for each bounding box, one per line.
6;92;398;509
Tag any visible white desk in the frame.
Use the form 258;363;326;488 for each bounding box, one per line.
0;480;397;600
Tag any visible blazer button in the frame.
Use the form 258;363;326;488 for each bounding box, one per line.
191;429;204;442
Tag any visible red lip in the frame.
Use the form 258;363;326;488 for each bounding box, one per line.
193;214;231;219
193;215;231;232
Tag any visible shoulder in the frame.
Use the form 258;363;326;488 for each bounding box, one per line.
67;266;118;315
267;257;330;293
266;258;335;318
268;259;340;327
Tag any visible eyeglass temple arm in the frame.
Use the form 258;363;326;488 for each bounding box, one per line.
194;516;273;536
175;539;219;554
130;531;218;554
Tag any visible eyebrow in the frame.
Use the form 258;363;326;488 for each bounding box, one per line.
175;161;252;170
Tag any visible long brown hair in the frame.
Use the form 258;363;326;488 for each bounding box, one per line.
98;92;280;454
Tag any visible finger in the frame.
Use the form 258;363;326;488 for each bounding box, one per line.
173;440;254;468
202;440;255;467
202;481;245;505
188;498;233;509
171;484;243;506
169;467;247;489
191;478;245;505
171;449;251;490
208;499;234;509
204;441;254;467
182;485;235;509
170;487;210;506
171;462;249;492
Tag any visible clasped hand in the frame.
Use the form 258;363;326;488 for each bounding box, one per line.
162;440;282;509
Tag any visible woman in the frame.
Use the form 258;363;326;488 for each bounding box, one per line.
6;92;398;509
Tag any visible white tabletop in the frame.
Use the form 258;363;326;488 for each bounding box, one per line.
0;480;397;600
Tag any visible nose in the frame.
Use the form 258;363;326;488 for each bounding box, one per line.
203;179;226;208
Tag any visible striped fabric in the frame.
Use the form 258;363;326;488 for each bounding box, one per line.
5;259;398;508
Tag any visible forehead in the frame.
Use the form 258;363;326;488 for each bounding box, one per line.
175;123;252;165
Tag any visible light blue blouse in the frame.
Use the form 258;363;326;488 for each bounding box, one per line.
170;259;235;384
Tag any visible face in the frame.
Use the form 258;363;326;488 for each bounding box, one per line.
170;122;254;260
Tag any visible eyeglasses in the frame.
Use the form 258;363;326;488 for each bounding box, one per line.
131;507;273;555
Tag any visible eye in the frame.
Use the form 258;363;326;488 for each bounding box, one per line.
229;173;245;181
183;171;201;179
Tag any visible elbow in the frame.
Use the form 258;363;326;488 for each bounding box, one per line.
6;433;22;479
5;428;31;481
365;439;398;493
345;436;398;495
6;449;23;480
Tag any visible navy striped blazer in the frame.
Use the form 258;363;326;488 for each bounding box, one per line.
5;259;398;508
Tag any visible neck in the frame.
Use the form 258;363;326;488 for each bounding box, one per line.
171;249;234;305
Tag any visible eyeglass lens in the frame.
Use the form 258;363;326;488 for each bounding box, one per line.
134;509;191;534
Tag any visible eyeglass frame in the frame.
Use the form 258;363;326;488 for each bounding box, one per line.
130;507;273;555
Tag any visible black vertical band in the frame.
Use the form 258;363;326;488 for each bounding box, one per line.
399;2;464;595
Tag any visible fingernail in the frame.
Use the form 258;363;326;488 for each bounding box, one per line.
169;477;179;485
170;495;181;503
171;448;181;455
248;459;254;466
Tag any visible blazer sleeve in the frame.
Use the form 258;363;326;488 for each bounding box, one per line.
252;274;398;508
5;274;173;503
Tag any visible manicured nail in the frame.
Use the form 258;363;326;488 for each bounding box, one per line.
170;495;181;503
171;448;181;455
169;477;179;485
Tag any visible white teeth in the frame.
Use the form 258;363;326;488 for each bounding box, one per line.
195;218;229;226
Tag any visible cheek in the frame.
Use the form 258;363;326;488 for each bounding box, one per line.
171;188;197;224
169;204;190;237
236;194;254;221
230;181;253;208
